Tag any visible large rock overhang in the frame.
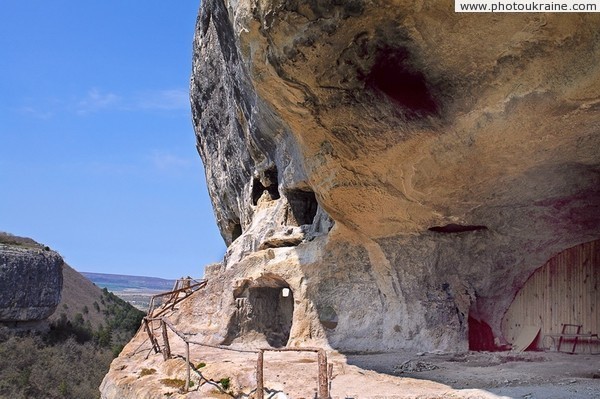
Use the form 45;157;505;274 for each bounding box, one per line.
191;0;600;351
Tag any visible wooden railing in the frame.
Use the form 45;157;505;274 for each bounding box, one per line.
140;277;331;397
146;317;193;390
143;315;331;397
147;277;207;317
256;347;330;399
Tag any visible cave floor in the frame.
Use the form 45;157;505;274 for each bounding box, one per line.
343;350;600;399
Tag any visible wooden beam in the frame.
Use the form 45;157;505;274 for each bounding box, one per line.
317;349;329;399
143;318;160;354
256;350;264;399
161;320;171;360
184;342;190;392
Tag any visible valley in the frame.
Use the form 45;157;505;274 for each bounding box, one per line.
82;272;176;311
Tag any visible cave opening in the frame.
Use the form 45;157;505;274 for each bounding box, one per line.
468;313;497;351
231;221;242;242
286;189;318;226
223;275;294;348
252;167;280;205
364;47;438;118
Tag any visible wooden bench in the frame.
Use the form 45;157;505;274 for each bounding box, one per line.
543;324;599;354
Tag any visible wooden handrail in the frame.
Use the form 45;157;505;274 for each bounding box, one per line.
142;316;331;396
140;277;329;396
256;347;330;399
147;279;207;317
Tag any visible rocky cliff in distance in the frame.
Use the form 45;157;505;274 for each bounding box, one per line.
189;0;600;351
0;232;63;325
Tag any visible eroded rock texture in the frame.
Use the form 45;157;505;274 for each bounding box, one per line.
100;2;600;397
187;0;600;352
0;234;63;323
188;0;600;352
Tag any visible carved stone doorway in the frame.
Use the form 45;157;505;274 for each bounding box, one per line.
224;274;294;348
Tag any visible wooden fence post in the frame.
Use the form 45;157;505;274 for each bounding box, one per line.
317;349;329;399
256;350;264;399
185;341;190;392
143;318;160;354
161;320;171;360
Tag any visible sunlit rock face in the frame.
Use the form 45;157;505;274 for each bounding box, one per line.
188;0;600;352
0;235;63;323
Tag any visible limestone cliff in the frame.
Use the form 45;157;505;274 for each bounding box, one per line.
190;0;600;351
101;1;599;397
0;233;63;324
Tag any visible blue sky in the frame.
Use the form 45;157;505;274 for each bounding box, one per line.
0;1;227;279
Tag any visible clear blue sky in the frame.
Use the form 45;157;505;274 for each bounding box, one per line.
0;1;227;279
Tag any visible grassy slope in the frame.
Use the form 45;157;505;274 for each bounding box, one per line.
49;262;145;349
50;263;109;330
0;232;44;249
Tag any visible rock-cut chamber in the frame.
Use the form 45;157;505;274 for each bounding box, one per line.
223;274;294;348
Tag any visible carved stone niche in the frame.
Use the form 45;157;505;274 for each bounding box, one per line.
223;274;294;348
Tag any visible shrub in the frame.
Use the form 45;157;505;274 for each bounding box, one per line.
160;378;192;389
140;368;156;377
111;344;124;358
0;334;113;399
58;380;69;397
0;287;144;398
47;314;93;345
219;377;230;390
73;313;84;326
160;378;183;388
93;325;112;348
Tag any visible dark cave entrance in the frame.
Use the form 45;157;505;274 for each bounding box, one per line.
223;275;294;348
468;313;496;351
231;222;242;242
252;167;280;205
286;189;318;226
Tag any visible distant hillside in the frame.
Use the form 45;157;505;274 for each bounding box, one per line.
82;271;175;291
0;233;145;398
51;264;146;343
82;272;176;311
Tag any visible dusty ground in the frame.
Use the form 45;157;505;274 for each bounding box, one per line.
343;350;600;399
103;324;600;399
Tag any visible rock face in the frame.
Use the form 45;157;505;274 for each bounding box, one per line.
100;2;600;397
0;233;63;323
188;0;600;352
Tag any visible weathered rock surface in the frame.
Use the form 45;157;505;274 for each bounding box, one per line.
190;0;600;351
103;0;600;397
0;233;63;323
